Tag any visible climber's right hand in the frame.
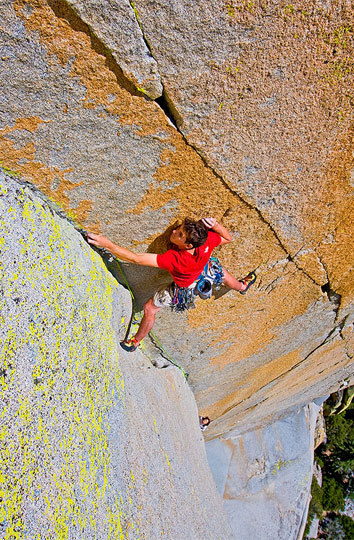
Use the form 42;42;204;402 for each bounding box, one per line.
87;232;113;250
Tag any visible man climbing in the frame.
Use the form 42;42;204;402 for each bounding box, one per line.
199;416;211;431
87;217;256;352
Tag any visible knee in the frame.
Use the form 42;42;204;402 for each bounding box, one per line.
143;298;158;319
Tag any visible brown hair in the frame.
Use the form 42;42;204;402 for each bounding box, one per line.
184;218;208;248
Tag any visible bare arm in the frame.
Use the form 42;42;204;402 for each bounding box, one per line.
87;233;158;267
202;218;232;245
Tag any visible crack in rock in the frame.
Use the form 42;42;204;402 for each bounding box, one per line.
140;79;331;291
40;0;342;301
53;0;162;99
128;1;181;127
219;316;350;422
156;86;338;297
321;282;342;324
172;127;329;291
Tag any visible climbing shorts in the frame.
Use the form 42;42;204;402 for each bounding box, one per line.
153;283;195;309
153;284;175;308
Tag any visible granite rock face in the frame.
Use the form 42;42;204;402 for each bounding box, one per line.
65;0;163;99
206;403;322;540
0;0;353;437
0;171;232;539
133;0;353;295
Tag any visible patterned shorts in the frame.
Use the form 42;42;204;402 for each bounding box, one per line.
153;283;193;308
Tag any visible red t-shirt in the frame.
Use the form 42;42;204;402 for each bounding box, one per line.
156;231;222;287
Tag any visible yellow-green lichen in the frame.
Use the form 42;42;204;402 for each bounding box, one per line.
0;163;20;177
0;180;136;539
271;458;293;475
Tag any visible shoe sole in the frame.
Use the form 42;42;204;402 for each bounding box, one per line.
120;341;138;352
239;273;256;295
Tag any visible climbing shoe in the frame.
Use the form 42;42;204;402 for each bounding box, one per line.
120;337;139;352
239;272;257;295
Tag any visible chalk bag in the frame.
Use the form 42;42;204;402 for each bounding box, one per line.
195;276;213;300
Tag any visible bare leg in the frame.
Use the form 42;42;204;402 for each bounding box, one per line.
222;267;247;292
133;297;161;343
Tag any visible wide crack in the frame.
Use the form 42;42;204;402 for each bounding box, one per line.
321;282;342;326
127;1;180;127
155;94;179;128
47;0;143;98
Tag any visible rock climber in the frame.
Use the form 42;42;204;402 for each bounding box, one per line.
87;217;256;352
199;416;211;431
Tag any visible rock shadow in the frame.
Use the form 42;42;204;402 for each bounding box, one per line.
101;222;178;311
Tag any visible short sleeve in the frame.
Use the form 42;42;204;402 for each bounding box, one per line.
156;250;175;272
208;231;222;249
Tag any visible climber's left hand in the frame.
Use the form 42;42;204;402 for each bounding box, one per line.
201;217;217;229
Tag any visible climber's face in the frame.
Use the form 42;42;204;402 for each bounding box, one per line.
170;225;193;250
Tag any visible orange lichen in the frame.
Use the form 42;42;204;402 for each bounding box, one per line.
0;123;93;223
188;263;320;370
128;133;232;220
13;0;165;134
1;116;46;135
315;128;354;306
205;349;301;420
8;0;185;232
203;334;352;431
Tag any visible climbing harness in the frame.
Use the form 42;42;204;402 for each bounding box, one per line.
171;285;196;312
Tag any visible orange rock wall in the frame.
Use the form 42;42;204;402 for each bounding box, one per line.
1;0;353;436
